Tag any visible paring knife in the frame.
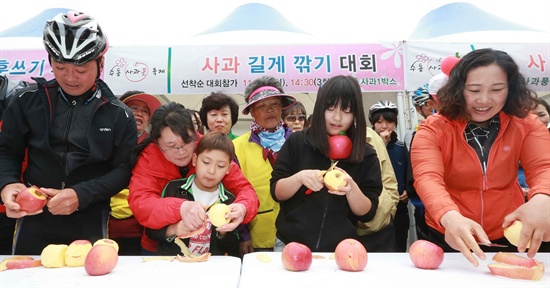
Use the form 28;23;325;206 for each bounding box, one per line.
477;242;508;248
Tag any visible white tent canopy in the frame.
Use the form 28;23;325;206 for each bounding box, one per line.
1;1;549;137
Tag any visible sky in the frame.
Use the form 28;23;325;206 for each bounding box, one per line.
1;0;549;47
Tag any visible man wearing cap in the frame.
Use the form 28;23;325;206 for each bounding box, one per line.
109;92;162;255
233;76;296;252
0;11;137;255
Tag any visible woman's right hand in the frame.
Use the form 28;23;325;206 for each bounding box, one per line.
299;169;325;193
179;201;207;231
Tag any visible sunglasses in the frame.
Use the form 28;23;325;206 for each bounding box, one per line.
285;115;306;122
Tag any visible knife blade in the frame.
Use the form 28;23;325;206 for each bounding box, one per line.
477;242;508;248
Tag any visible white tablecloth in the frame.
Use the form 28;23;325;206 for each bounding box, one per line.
1;255;242;288
239;252;550;288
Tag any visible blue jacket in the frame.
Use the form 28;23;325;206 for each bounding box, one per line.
386;138;410;195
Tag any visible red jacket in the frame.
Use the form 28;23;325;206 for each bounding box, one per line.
411;112;550;240
128;141;259;252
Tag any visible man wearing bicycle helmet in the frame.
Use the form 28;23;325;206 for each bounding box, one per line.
0;11;137;255
412;84;437;120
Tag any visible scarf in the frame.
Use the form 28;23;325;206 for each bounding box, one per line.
250;119;286;165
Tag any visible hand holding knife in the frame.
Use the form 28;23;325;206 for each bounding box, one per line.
305;161;339;195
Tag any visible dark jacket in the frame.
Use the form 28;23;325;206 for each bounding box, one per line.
270;131;382;252
146;176;240;256
386;138;410;196
0;77;137;254
386;137;411;214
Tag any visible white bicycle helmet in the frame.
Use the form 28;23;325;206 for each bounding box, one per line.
412;84;430;107
43;11;108;65
369;100;398;122
428;73;448;103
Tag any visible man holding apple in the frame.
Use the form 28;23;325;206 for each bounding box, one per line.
0;11;137;255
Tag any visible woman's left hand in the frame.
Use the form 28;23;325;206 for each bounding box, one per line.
216;203;246;232
503;193;550;257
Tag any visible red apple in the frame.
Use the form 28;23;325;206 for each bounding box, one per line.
15;186;48;213
334;238;368;271
281;242;312;271
409;240;444;269
328;132;352;160
85;245;118;276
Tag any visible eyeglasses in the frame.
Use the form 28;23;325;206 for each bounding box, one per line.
129;105;150;116
157;139;196;154
285;115;306;122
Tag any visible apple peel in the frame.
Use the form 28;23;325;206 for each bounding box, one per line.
488;252;544;281
492;252;538;268
1;256;37;271
177;223;207;239
256;253;272;263
5;259;42;270
176;253;211;263
141;237;211;263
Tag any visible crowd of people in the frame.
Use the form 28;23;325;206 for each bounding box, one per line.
0;11;549;268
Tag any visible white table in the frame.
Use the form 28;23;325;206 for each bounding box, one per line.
1;255;242;288
239;252;550;288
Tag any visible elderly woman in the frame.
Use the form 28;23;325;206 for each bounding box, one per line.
199;92;240;139
122;93;162;142
282;101;307;132
233;76;296;252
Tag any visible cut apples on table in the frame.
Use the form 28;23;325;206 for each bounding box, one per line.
488;252;544;281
